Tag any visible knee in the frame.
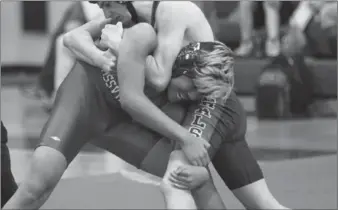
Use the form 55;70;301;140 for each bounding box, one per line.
23;147;67;197
169;150;185;161
160;151;186;192
163;151;186;177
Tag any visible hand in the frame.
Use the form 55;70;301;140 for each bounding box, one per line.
168;165;210;190
98;50;116;73
181;134;211;166
100;22;123;54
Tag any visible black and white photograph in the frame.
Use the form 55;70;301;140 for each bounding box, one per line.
1;1;337;209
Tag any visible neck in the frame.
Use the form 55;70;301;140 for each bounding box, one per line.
132;1;153;23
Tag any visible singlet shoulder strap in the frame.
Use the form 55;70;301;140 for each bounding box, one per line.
151;1;160;28
126;2;139;23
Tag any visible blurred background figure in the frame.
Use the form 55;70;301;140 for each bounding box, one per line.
21;1;104;109
255;0;337;119
283;1;337;58
1;122;18;207
235;1;282;57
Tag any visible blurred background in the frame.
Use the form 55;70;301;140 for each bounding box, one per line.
1;1;337;209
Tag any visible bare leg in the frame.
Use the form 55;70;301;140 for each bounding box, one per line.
235;1;255;56
191;166;226;209
40;34;76;110
3;147;67;209
263;1;281;57
232;179;290;209
54;34;76;94
160;150;197;209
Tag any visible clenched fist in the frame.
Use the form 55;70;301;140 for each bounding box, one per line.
100;22;124;55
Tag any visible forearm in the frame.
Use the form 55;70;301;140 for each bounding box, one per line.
145;55;169;92
121;94;189;145
63;30;105;68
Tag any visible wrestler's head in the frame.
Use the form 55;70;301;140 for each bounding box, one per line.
168;41;234;103
89;1;133;25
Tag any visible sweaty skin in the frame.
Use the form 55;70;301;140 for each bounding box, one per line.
144;1;214;91
64;1;215;167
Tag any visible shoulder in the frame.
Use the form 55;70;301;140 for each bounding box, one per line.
127;23;156;38
124;23;157;45
156;1;202;25
123;23;157;53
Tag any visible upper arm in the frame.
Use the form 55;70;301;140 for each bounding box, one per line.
151;6;187;86
117;23;157;98
65;17;109;41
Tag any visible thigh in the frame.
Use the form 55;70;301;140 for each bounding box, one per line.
39;62;113;164
38;40;57;96
92;102;187;176
180;95;246;159
54;34;76;91
180;94;264;190
212;138;264;190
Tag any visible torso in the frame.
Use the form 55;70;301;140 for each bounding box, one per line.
91;2;216;108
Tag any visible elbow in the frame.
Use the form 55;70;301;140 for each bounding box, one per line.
63;31;76;50
119;92;137;113
119;94;132;112
151;77;169;92
63;28;86;50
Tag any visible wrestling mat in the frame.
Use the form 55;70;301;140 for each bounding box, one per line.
41;155;337;209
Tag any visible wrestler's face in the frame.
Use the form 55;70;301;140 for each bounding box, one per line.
167;75;202;103
97;1;132;24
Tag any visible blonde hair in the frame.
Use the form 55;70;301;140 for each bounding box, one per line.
193;41;235;103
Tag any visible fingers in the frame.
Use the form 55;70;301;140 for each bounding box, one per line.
190;154;204;166
103;63;115;73
203;150;211;166
193;158;203;167
204;141;211;149
171;182;189;190
170;171;189;183
169;172;190;190
198;145;210;166
201;154;209;167
116;22;123;36
191;160;199;166
103;23;123;36
99;18;113;27
174;166;189;177
169;175;188;189
202;141;211;166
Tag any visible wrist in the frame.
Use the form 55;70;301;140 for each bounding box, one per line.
107;41;120;56
176;128;191;145
93;50;106;69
